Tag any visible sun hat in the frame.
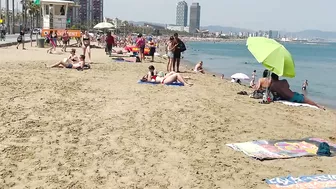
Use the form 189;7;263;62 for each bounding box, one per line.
158;71;165;78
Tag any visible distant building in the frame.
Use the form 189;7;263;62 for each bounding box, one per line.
176;1;188;27
269;30;279;39
70;0;103;27
189;2;201;33
167;24;189;33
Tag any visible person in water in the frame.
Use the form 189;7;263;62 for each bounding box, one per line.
270;73;324;109
302;80;308;91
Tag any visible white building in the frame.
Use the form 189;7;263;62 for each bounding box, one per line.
167;25;189;33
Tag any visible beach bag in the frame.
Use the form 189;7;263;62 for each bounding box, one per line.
17;35;22;43
179;41;187;52
261;90;274;103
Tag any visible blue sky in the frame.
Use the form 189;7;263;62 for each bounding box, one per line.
104;0;336;32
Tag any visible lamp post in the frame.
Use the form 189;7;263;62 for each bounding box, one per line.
6;0;9;33
11;0;14;34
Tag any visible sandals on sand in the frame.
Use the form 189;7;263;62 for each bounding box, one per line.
237;91;248;95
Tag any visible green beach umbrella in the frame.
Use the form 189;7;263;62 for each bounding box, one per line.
247;37;295;78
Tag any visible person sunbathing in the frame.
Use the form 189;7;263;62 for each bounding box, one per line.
141;68;192;86
158;71;193;86
47;54;87;70
253;69;271;92
194;61;205;74
270;73;324;109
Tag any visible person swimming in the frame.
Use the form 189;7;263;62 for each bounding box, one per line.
302;80;308;91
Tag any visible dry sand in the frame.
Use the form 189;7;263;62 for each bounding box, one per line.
0;44;335;189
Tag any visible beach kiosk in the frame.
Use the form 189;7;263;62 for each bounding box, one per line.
39;0;81;46
40;0;74;29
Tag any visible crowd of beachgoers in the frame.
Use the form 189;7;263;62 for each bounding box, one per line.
1;27;335;188
13;29;325;110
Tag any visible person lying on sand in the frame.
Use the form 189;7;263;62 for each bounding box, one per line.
141;66;193;86
194;61;205;74
47;54;89;70
270;73;324;109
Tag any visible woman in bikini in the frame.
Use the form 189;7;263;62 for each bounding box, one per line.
47;31;57;54
82;31;91;62
253;69;271;92
47;49;83;69
141;65;192;86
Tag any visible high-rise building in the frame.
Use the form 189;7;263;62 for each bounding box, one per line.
269;30;279;39
176;1;188;27
189;2;201;33
69;0;103;27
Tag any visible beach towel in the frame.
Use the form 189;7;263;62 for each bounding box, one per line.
137;80;184;87
226;138;336;160
112;57;137;63
276;100;318;109
266;174;336;189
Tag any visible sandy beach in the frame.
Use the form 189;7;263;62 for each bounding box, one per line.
0;44;335;188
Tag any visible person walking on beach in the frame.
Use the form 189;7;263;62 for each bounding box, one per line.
173;33;186;72
47;31;57;54
0;23;6;41
61;29;70;52
136;34;146;62
16;30;26;50
250;70;257;87
302;80;308;91
105;32;115;57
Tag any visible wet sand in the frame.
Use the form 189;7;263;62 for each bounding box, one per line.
0;44;335;188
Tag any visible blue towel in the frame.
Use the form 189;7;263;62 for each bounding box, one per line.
137;80;184;86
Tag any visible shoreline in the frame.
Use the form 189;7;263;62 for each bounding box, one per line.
181;42;335;110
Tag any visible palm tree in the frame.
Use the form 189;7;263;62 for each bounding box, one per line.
27;1;41;28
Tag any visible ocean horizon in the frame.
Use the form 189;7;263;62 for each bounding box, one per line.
184;41;336;109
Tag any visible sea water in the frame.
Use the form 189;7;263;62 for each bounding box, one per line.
184;41;336;109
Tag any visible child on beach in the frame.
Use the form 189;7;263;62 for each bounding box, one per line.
194;61;205;74
250;70;257;87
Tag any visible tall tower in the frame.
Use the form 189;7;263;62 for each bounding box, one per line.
189;2;201;33
77;0;103;27
176;1;188;26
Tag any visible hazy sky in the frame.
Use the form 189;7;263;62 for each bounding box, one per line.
104;0;336;32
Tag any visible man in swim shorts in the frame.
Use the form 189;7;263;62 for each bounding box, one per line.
270;73;324;109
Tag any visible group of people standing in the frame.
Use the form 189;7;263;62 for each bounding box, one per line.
165;33;186;73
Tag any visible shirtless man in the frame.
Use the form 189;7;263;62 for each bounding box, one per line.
270;73;324;109
194;61;205;74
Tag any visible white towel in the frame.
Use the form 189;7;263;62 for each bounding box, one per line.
277;100;318;109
